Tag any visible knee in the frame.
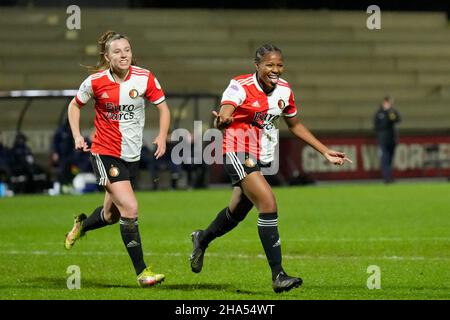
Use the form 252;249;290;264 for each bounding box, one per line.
121;201;138;219
257;196;277;213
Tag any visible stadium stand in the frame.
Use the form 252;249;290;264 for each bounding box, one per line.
1;8;449;134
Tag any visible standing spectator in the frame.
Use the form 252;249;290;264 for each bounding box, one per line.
374;96;401;183
0;131;12;184
51;118;76;189
140;139;181;190
181;133;208;189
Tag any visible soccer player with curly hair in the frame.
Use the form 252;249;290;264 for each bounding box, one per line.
190;44;352;293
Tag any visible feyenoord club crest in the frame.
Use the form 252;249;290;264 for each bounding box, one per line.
244;157;256;168
129;89;139;99
277;99;286;109
109;166;120;177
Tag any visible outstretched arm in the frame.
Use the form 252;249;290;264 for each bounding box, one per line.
67;98;90;152
284;116;352;165
212;104;235;130
153;101;171;159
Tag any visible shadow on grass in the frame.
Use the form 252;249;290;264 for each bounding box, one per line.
4;278;263;292
78;280;137;289
2;277;291;297
159;283;233;291
1;277;137;289
305;284;450;291
2;277;67;289
159;283;276;297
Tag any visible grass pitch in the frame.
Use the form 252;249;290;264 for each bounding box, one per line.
0;181;449;300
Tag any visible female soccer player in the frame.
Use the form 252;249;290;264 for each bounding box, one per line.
190;44;352;293
64;31;170;287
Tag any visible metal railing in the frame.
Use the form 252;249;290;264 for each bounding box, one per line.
0;89;220;127
0;89;221;152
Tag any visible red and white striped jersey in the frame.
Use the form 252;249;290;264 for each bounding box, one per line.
75;66;165;162
221;73;298;162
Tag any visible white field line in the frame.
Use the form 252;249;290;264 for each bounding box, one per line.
1;237;450;248
1;250;449;261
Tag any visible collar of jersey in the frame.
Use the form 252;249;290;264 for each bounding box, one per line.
108;66;132;83
253;73;264;93
253;73;276;96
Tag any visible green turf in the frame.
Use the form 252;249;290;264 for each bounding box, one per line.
0;182;449;300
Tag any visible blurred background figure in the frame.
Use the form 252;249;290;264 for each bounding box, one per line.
9;132;49;194
50;118;75;193
0;131;12;182
50;119;94;195
181;132;208;190
141;139;182;190
0;131;13;197
374;96;402;183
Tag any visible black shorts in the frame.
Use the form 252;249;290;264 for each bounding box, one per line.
223;152;265;186
89;153;139;188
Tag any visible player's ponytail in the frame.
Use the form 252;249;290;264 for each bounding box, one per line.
84;30;136;73
254;44;282;64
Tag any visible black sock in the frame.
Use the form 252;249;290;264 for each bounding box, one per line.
119;217;147;275
200;207;242;247
82;206;108;233
257;213;284;280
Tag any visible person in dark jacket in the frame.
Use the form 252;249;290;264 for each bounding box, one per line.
51;118;76;186
10;132;48;193
0;131;12;184
374;96;401;183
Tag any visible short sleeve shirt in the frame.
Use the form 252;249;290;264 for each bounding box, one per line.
75;66;165;162
221;73;298;162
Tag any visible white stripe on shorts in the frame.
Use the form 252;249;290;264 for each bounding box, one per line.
93;153;108;186
227;152;245;180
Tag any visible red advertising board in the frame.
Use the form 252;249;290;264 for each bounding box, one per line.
279;135;450;180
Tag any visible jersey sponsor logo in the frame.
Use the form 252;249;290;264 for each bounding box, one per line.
105;102;135;121
109;165;120;177
129;89;139;99
251;111;280;130
277;99;286;109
